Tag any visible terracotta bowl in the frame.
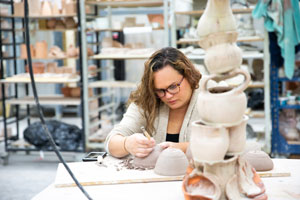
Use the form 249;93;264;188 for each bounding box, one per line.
154;148;189;176
25;62;45;74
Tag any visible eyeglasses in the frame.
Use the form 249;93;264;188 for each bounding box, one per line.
155;77;184;98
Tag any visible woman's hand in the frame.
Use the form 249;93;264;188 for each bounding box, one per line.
158;142;189;153
125;133;156;158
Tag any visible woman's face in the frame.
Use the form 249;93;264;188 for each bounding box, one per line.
153;65;193;110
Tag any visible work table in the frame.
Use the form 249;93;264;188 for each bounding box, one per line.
32;158;300;200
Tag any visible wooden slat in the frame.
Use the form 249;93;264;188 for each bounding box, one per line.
175;7;253;16
91;54;151;60
177;36;264;45
86;0;164;8
6;96;80;105
1;74;80;84
89;81;137;88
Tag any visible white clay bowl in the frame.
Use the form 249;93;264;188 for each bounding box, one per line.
154;148;189;176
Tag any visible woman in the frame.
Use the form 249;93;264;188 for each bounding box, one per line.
105;47;201;158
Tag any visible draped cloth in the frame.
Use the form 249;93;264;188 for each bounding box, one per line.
252;0;300;79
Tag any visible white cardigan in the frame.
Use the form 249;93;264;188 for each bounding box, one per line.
105;88;200;153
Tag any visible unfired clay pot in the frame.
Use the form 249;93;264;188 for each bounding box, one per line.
204;43;242;74
25;62;45;74
133;145;163;168
227;115;249;155
196;0;237;40
197;69;250;125
242;150;274;171
35;41;48;59
190;121;229;163
154;148;189;176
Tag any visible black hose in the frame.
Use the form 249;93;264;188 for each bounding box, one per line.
23;1;92;199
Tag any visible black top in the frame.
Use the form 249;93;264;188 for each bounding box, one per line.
166;133;179;143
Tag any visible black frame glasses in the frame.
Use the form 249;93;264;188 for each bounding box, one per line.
155;76;184;98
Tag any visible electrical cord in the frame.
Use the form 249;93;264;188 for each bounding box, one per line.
23;0;92;199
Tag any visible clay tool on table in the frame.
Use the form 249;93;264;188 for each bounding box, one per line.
141;126;151;140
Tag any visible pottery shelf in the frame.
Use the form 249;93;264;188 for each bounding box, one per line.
6;96;81;106
248;81;264;88
287;141;300;145
186;52;264;60
88;81;137;89
80;0;170;150
91;53;152;60
0;14;77;19
177;36;264;45
175;7;254;16
271;66;300;155
85;0;164;8
0;0;87;163
1;42;23;46
0;75;80;84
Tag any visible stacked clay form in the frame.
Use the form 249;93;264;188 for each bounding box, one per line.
184;0;268;199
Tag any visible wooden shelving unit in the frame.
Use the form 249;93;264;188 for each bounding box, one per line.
6;96;81;106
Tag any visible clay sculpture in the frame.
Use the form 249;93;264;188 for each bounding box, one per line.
242;150;274;171
133;145;163;169
182;0;268;198
154;148;189;176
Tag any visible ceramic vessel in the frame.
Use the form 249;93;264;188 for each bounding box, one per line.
25;62;45;74
242;150;274;171
190;121;229;163
197;68;250;125
154;148;189;176
133;145;163;168
204;43;242;74
196;0;237;40
227;115;249;155
20;44;35;59
46;62;57;73
67;45;78;57
41;1;52;16
35;41;48;59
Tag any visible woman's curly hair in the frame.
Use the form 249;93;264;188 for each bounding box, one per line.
128;47;201;135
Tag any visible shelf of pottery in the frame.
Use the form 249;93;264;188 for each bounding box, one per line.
270;57;300;155
170;1;271;151
0;0;88;152
81;0;170;149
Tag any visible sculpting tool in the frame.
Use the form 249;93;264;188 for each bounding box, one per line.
141;126;151;140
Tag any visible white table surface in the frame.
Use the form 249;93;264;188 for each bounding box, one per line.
32;158;300;200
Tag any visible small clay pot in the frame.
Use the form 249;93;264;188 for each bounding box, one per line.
35;41;48;59
154;148;189;176
133;145;164;169
61;87;71;97
46;62;58;73
70;87;81;97
227;115;249;155
190;121;229;163
242;150;274;171
46;19;57;29
25;62;45;74
67;45;78;57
